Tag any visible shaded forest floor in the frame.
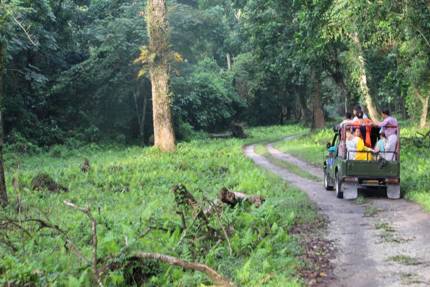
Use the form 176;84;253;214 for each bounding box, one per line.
1;125;322;286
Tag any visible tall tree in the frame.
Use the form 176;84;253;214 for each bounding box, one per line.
327;0;381;120
398;0;430;128
350;32;380;120
147;0;176;152
0;0;38;207
310;69;325;129
0;40;7;207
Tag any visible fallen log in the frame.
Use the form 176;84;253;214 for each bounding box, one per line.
219;187;265;208
131;252;235;287
209;132;232;139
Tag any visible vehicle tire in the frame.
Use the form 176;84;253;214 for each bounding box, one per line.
324;169;334;190
335;172;343;199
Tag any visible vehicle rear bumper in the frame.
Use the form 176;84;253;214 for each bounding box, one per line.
342;176;400;186
387;184;401;199
340;177;400;199
341;182;358;199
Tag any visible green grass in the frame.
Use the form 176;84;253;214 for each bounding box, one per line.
274;124;430;212
363;205;383;217
0;125;316;287
388;255;421;266
375;222;395;233
273;129;331;167
254;144;320;182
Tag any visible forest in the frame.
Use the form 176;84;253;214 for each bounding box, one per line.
1;0;430;286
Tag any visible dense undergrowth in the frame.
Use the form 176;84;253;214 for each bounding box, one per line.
274;124;430;211
0;126;318;286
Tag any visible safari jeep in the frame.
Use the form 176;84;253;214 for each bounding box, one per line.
323;124;400;200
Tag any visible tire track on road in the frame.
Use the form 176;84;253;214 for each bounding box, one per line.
245;142;430;287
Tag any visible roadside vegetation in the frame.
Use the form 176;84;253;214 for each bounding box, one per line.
0;126;319;286
274;124;430;211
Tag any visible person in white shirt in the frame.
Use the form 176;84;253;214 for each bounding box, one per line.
373;109;398;161
345;128;358;160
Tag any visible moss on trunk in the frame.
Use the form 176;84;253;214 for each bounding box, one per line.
147;0;176;152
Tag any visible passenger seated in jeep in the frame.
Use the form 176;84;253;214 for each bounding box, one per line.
345;128;373;161
373;131;387;160
373;109;398;161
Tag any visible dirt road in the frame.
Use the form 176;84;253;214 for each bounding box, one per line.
245;141;430;287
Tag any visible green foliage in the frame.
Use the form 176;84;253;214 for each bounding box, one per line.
0;126;317;286
173;58;245;131
3;0;430;147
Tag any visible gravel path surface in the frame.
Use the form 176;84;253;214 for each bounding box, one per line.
245;142;430;287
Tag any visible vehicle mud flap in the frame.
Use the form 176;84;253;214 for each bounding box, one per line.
387;185;401;199
342;183;358;200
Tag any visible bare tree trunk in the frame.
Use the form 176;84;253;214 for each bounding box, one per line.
133;81;148;143
148;0;176;152
332;73;349;113
226;53;231;70
0;42;8;207
351;32;380;121
311;69;325;129
417;90;429;128
141;87;148;140
133;86;143;139
297;91;312;123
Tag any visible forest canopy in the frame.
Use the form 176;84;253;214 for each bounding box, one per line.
1;0;429;147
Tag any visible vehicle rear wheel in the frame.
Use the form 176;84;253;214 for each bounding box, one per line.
335;173;343;199
324;169;334;190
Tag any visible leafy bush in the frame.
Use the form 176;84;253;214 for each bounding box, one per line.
5;131;41;155
173;58;246;132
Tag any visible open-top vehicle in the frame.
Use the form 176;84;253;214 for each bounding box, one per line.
323;124;400;199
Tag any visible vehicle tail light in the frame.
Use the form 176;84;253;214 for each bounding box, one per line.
343;176;358;183
386;178;400;184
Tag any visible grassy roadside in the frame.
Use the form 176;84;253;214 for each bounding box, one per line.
254;144;320;182
274;125;430;212
0;125;318;286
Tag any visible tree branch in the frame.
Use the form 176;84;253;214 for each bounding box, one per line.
414;26;430;49
11;15;38;46
131;252;235;287
64;201;103;287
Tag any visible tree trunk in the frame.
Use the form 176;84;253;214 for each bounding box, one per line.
331;72;349;113
133;81;148;144
417;90;429;128
148;0;176;152
297;89;312;123
311;69;325;129
141;86;148;141
0;42;8;207
351;32;380;121
226;53;231;70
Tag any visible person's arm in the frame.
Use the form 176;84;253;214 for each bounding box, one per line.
374;117;389;127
